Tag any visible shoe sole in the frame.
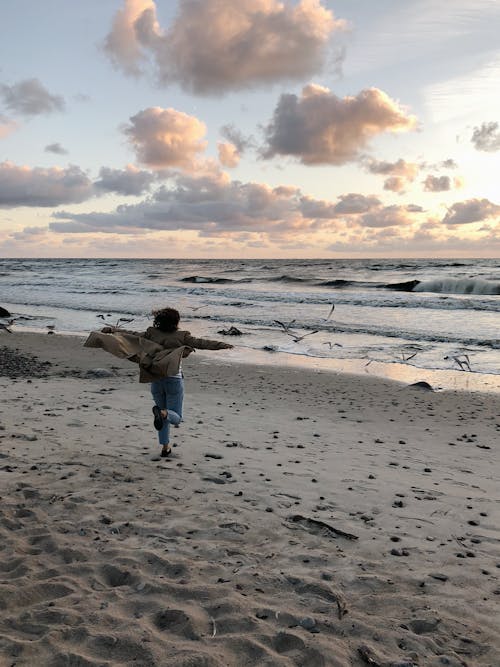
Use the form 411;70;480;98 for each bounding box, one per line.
152;406;163;431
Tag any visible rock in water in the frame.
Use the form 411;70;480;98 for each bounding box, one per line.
0;306;11;317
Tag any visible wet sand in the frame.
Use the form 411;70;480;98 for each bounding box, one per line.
0;332;499;666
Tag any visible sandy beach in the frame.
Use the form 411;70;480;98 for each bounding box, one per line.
0;332;499;667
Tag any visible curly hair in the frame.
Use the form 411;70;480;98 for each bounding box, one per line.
152;307;180;333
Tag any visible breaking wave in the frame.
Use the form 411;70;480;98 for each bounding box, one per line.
414;278;500;295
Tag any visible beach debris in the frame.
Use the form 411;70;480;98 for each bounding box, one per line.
287;514;358;541
0;306;11;317
217;326;242;336
325;303;335;320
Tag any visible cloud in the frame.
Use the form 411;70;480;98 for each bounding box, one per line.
332;192;381;214
442;198;500;226
220;124;254;153
104;0;346;94
423;174;452;192
471;121;500;152
217;142;240;168
262;84;417;165
364;157;418;178
45;142;68;155
123;107;208;170
218;125;256;167
103;0;158;76
363;157;419;192
0;162;93;207
51;173;306;235
94;165;155;195
0;114;18;139
0;78;65;116
359;205;415;228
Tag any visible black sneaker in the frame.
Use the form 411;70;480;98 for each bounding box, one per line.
152;406;164;431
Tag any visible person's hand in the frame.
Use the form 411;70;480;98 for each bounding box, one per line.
101;326;115;333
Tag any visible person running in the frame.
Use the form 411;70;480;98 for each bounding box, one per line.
97;307;233;457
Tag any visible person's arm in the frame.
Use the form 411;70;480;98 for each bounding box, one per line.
184;332;233;350
100;326;145;336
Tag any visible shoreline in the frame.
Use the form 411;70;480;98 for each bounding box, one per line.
3;329;500;394
0;331;499;665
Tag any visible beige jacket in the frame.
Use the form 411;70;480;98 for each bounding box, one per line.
84;326;232;382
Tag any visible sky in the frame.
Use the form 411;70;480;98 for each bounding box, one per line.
1;0;500;259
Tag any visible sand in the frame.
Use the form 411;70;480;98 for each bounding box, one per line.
0;332;499;667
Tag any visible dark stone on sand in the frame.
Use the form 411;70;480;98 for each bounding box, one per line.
430;573;448;582
204;452;223;459
0;306;11;317
202;476;226;484
408;381;433;391
408;617;440;634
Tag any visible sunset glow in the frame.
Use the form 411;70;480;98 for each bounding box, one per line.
1;0;499;258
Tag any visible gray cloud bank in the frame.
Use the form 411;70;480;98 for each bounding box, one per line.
0;162;154;208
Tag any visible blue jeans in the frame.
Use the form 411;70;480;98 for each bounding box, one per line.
150;376;183;446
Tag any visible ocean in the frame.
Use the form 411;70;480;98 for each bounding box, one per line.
1;257;499;386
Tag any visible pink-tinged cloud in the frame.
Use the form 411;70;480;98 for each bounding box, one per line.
51;173;305;234
471;121;500;152
364;157;419;179
383;176;406;193
49;171;420;240
262;85;417;165
363;157;419;192
0;162;93;207
0;115;18;139
123;107;208;170
103;0;158;76
442;198;500;226
104;0;345;94
359;205;416;228
0;78;65;116
423;174;452;192
217;142;240;168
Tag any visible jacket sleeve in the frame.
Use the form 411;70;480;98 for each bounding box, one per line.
184;332;232;350
101;326;146;336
